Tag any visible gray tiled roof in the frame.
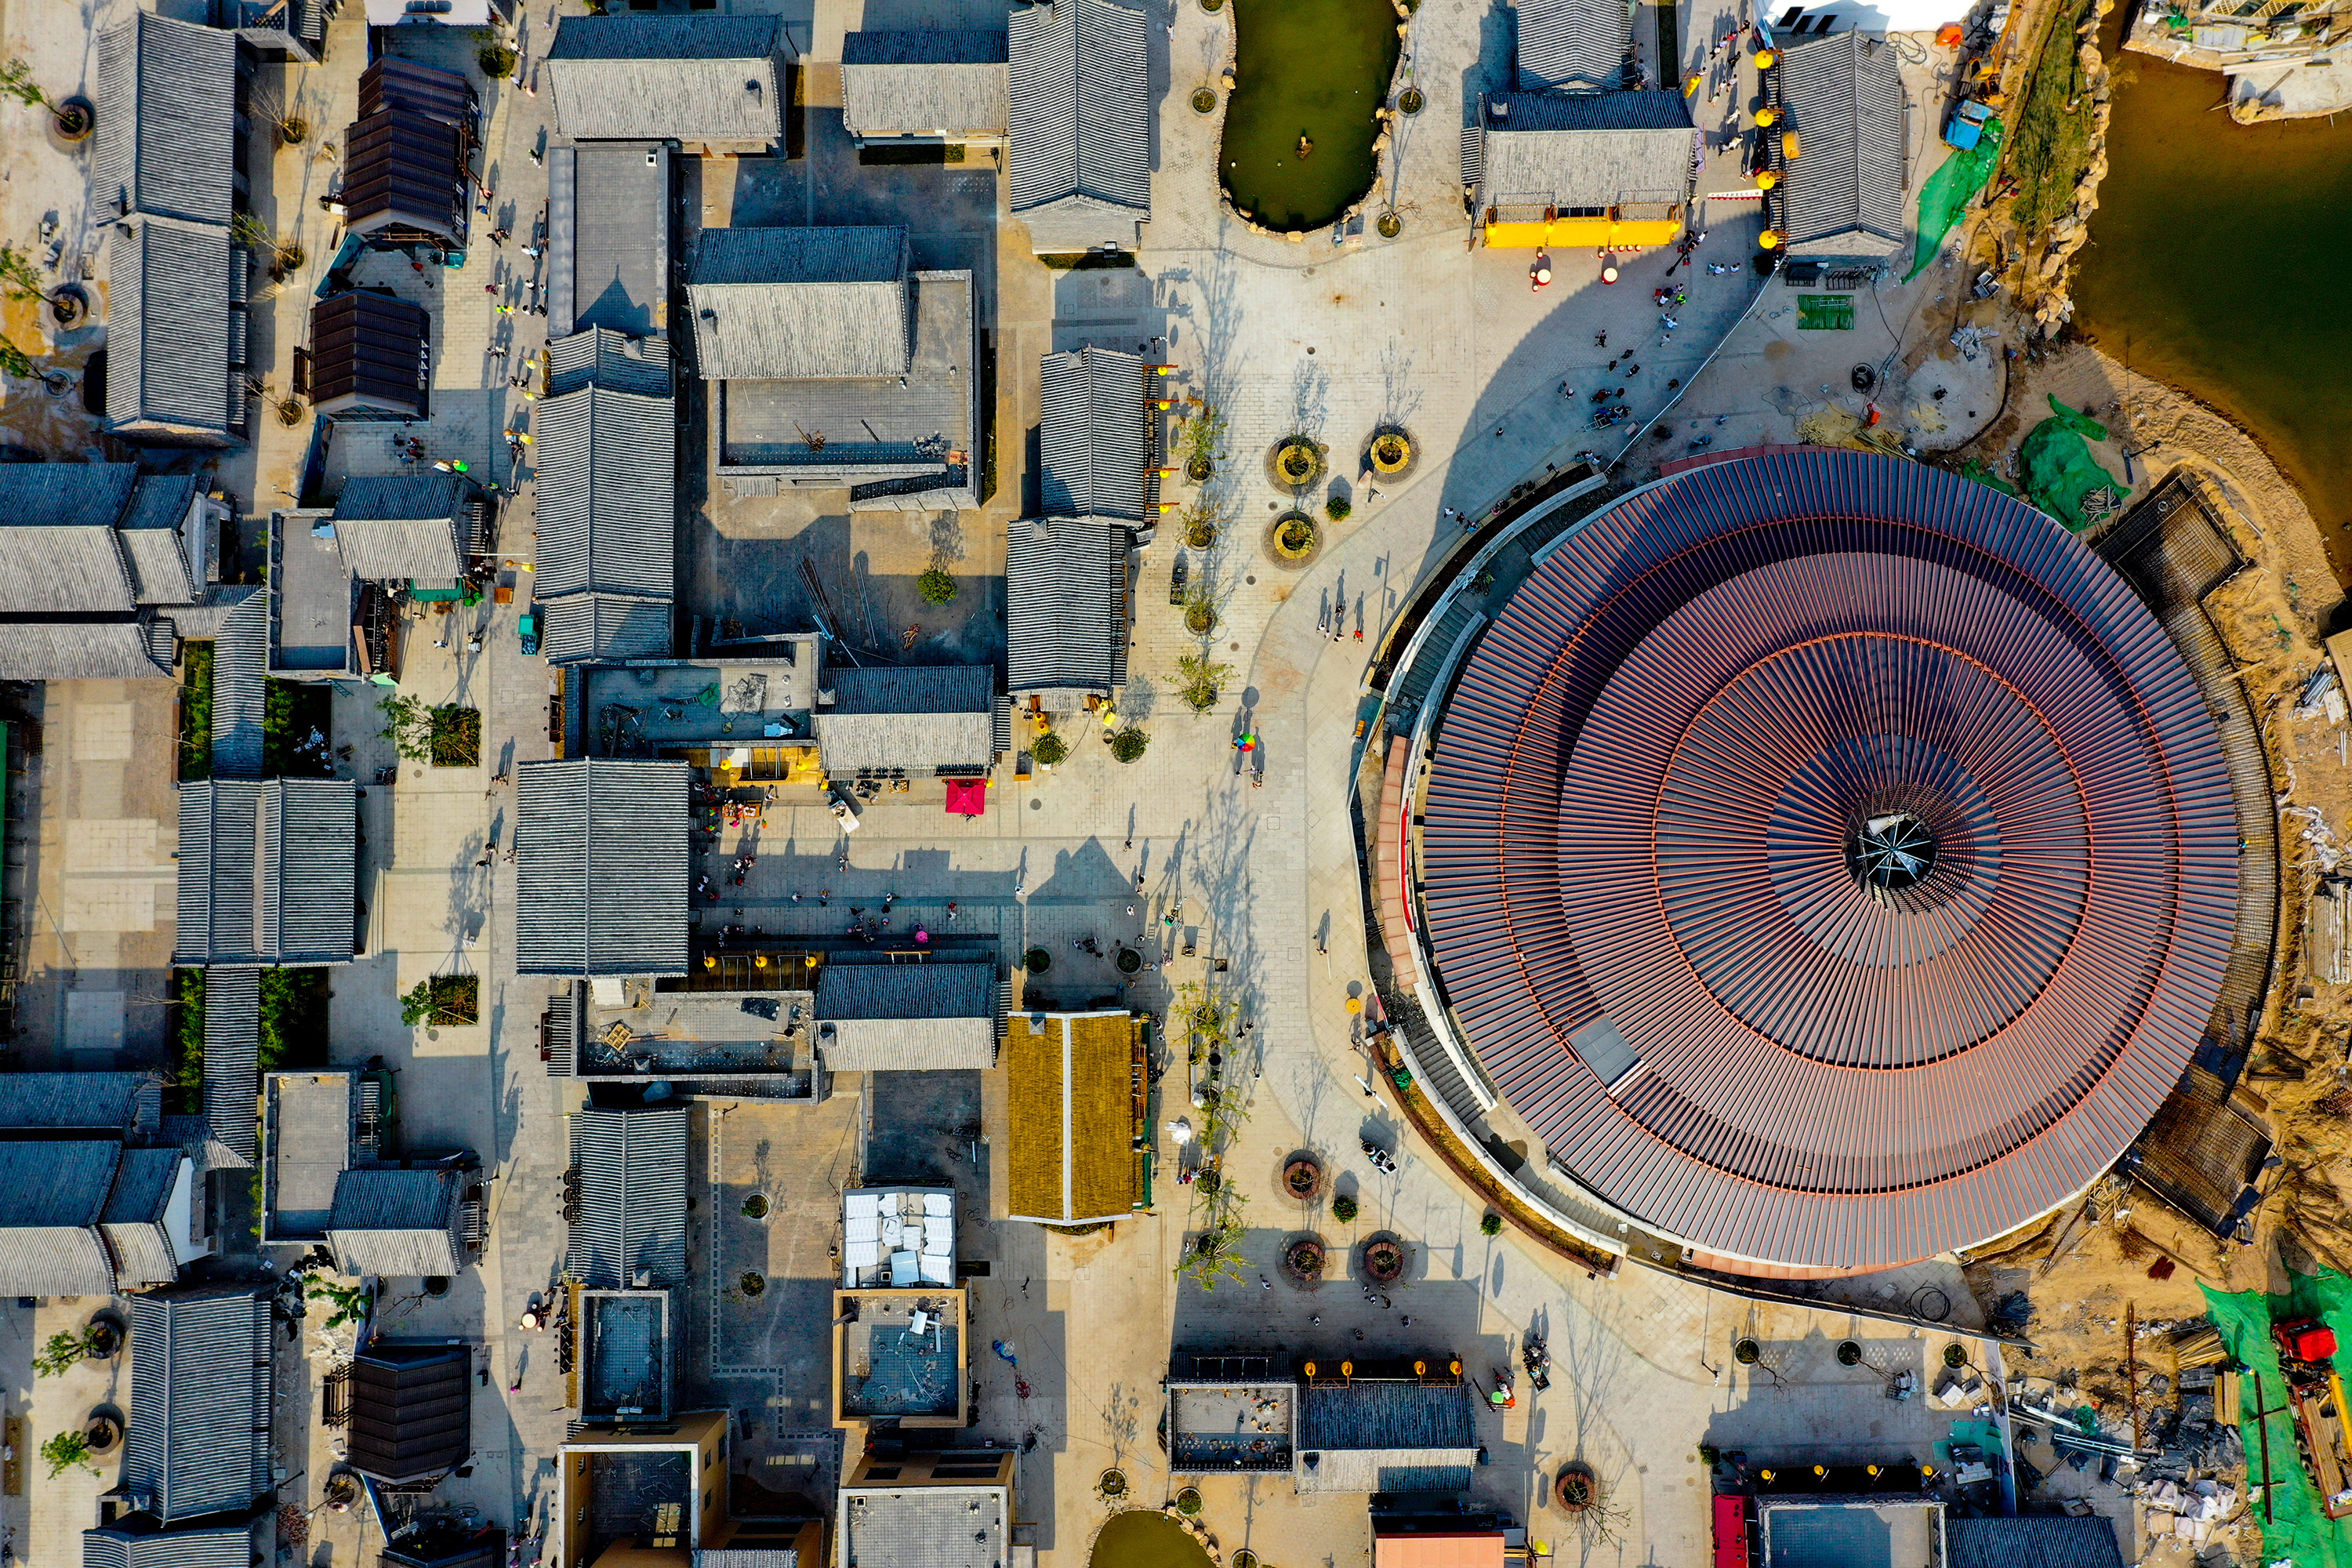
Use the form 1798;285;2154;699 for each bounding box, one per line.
815;962;999;1069
107;213;237;445
815;666;996;774
0;1071;162;1134
120;474;202;604
843;30;1009;139
1512;0;1632;90
210;586;267;779
93;13;237;225
688;227;910;381
0;494;137;612
569;1105;689;1287
1479;93;1693;210
514;760;691;976
534;384;677;604
1777;31;1908;257
83;1525;252;1568
1294;1381;1479;1494
0;621;172;680
1038;347;1149;521
173;779;359;967
0;1139;119;1295
1005;515;1130;699
332;475;472;581
548;143;672;341
102;1147;188;1288
1947;1517;2126;1568
328;1167;465;1277
202;968;260;1167
0;463;140;530
837;1483;1007;1568
540;592;674;664
1007;0;1151;249
122;1287;274;1523
547;14;787;143
546;328;675;399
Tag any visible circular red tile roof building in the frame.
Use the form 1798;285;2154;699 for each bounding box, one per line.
1417;449;2238;1274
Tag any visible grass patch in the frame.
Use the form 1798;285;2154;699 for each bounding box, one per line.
259;968;330;1072
401;974;478;1027
178;644;212;782
263;680;335;777
171;968;205;1114
430;706;481;767
2005;0;2097;234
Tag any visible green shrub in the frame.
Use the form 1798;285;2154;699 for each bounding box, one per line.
172;968;205;1112
179;643;214;781
1326;495;1352;522
918;568;957;604
1025;946;1051;973
1032;731;1069;766
477;43;518;78
401;975;479;1027
40;1429;97;1479
1479;1210;1503;1236
1109;728;1149;763
1331;1193;1359;1224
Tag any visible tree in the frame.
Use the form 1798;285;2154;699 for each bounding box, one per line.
34;1330;92;1378
477;42;518;79
377;693;434;762
1109;728;1149;763
1180;401;1226;474
1331;1193;1359;1224
0;336;36;379
307;1275;373;1330
1176;1190;1252;1291
1479;1210;1503;1236
1325;495;1352;522
1031;730;1069;767
917;568;957;605
0;58;51;111
0;245;45;303
40;1429;99;1479
1177;652;1232;713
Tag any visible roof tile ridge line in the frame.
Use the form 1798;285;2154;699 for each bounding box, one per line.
1061;1014;1074;1221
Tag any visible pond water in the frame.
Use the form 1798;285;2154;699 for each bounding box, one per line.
2074;17;2352;575
1219;0;1403;230
1088;1509;1216;1568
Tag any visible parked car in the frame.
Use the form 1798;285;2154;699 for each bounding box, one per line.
517;608;540;656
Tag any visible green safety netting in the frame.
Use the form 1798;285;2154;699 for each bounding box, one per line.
1962;460;2024;500
1907;115;2007;281
2016;395;2126;531
2202;1272;2352;1567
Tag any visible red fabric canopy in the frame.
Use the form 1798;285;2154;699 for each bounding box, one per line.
944;778;987;817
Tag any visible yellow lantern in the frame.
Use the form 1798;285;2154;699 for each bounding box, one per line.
1759;229;1783;250
1782;128;1801;160
1757;170;1779;191
1755;48;1777;69
1755;107;1778;127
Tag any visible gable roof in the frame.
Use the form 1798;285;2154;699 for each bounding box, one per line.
548;143;673;341
1006;515;1130;699
0;463;141;530
332;475;474;581
815;665;996;774
201;968;260;1167
547;13;787;143
210;585;268;779
1038;347;1149;521
1512;0;1632;91
688;227;910;381
93;13;237;225
0;1071;163;1134
1296;1381;1479;1493
122;1287;274;1523
540;592;675;664
120;474;202;604
310;291;431;418
172;779;358;967
83;1525;252;1568
0;621;173;680
1007;0;1151;249
546;328;675;399
1479;92;1692;209
1777;31;1908;257
1004;1011;1138;1222
0;467;140;610
346;1341;472;1483
568;1105;689;1287
328;1167;465;1277
534;384;677;604
815;961;1000;1071
843;30;1009;138
514;760;691;976
342;105;470;247
1946;1517;2126;1568
102;1146;190;1288
0;1139;122;1294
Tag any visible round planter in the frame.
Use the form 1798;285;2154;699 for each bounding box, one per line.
1283;1156;1325;1203
1836;1340;1863;1367
1283;1235;1327;1283
47;285;88;329
1269;437;1326;491
52;97;93;143
1192;87;1218;114
84;1314;124;1360
1185;454;1213;483
1555;1461;1599;1514
1025;946;1052;973
1942;1342;1969;1369
1266;513;1320;568
1234;1552;1259;1568
1116;946;1143;975
277;397;306;428
740;1272;767;1298
1182;521;1218;550
1185;602;1218;636
1733;1338;1761;1366
1366;426;1416;478
1360;1233;1406;1284
423;1276;451;1298
1175;1486;1203;1516
1099;1467;1127;1498
742;1193;770;1220
1398;88;1425;115
278;117;309;147
1377;211;1403;239
84;1410;122;1455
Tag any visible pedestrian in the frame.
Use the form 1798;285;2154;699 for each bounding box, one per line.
1354;1328;1365;1341
504;848;517;862
522;244;543;260
791;891;801;903
1261;1276;1272;1290
818;890;829;906
1401;1314;1412;1327
1628;364;1641;376
1311;1315;1322;1327
1595;330;1608;347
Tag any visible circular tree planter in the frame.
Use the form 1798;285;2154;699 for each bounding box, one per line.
1234;1553;1259;1568
1733;1338;1762;1366
1115;946;1143;975
423;1276;452;1298
1377;211;1403;239
1942;1342;1969;1369
1269;437;1326;491
1282;1234;1327;1283
1283;1156;1326;1203
1397;88;1425;115
1360;1232;1406;1284
742;1194;770;1220
1555;1462;1599;1514
277;397;307;427
1185;453;1214;483
51;97;93;143
1185;601;1218;636
83;1409;122;1456
1025;946;1052;973
1836;1340;1864;1367
1175;1486;1204;1516
48;286;88;329
1366;426;1417;479
84;1313;125;1361
1192;87;1218;114
1098;1467;1128;1498
740;1272;767;1298
1267;512;1320;568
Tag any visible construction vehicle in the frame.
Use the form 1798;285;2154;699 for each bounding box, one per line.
1944;98;1994;151
2272;1319;2352;1519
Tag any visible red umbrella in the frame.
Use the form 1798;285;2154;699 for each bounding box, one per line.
944;778;987;817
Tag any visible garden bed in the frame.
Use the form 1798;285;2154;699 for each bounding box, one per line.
264;680;336;777
430;706;481;767
403;974;479;1027
178;644;212;782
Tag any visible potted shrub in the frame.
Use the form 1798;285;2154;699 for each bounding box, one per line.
1283;1235;1327;1282
478;42;519;79
1325;495;1352;522
918;568;957;604
1109;728;1149;763
1479;1210;1503;1236
1330;1192;1359;1224
1032;730;1069;767
1283;1156;1325;1203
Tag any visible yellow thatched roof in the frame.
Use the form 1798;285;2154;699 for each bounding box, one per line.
1004;1010;1138;1224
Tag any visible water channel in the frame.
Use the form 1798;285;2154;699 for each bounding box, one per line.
1218;0;1403;231
2074;17;2352;564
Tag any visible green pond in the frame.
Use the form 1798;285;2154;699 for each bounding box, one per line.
2074;16;2352;580
1088;1509;1215;1568
1220;0;1403;231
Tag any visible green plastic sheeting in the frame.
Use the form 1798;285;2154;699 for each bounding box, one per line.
1907;115;2007;281
1962;460;2024;500
2017;395;2126;531
2201;1272;2352;1566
